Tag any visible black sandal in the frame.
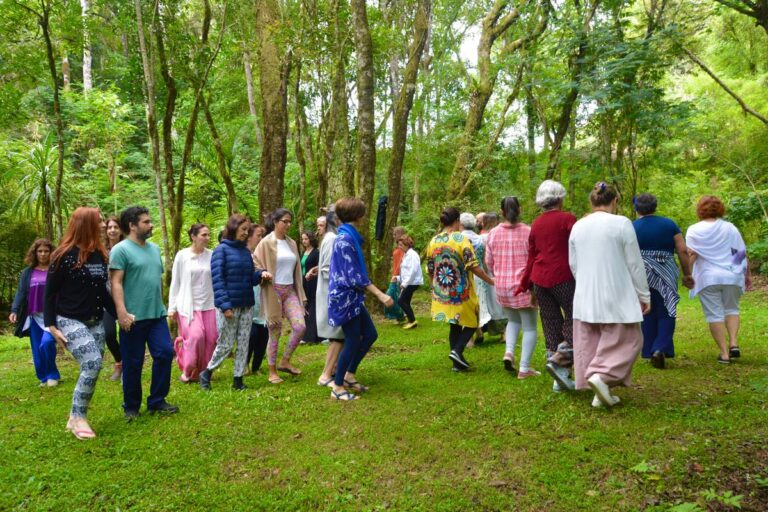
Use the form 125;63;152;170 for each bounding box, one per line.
343;379;369;393
331;389;358;401
729;346;741;358
717;356;731;365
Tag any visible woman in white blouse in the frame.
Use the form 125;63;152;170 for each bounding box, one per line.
397;235;423;329
568;182;650;408
169;223;217;382
686;195;752;364
254;208;307;384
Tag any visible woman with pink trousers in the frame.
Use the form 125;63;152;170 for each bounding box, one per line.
568;182;650;408
169;224;218;382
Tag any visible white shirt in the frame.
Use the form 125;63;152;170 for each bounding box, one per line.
275;239;296;285
168;248;214;323
568;212;650;323
685;219;747;297
398;248;424;287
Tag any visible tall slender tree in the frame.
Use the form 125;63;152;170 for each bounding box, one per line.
374;0;431;285
351;0;376;264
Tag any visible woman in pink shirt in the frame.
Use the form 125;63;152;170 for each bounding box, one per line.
486;197;539;379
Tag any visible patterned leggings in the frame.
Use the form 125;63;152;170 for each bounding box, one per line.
267;284;306;366
57;316;105;419
206;307;252;378
533;280;575;354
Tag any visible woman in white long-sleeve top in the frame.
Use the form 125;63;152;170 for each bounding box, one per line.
568;182;651;408
168;224;217;383
396;235;424;329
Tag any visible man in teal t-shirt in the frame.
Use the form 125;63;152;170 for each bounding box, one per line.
110;206;178;421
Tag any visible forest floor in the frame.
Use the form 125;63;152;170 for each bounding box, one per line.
0;289;767;511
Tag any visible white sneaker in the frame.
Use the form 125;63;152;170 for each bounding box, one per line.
591;394;621;408
587;374;614;407
46;379;59;387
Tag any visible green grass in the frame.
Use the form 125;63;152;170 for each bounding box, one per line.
1;289;767;511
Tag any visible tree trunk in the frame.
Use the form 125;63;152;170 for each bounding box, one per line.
244;51;264;146
80;0;92;93
171;0;221;256
447;0;548;199
153;2;178;222
525;83;536;178
374;0;431;286
546;1;599;179
40;5;66;239
61;54;70;91
201;94;238;215
256;0;291;221
294;61;307;231
134;0;171;268
351;0;376;265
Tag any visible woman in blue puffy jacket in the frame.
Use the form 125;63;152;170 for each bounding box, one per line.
199;215;270;391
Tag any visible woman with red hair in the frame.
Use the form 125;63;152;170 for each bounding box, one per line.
686;196;752;364
44;207;116;439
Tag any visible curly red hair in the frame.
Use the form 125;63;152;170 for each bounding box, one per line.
696;195;725;220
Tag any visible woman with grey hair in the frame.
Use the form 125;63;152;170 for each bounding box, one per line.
518;180;578;392
460;212;490;347
316;206;346;386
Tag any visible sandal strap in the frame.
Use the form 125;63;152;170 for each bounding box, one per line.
331;390;357;400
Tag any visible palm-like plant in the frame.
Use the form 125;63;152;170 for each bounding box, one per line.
7;137;71;240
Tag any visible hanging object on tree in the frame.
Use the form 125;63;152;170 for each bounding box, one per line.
375;196;388;241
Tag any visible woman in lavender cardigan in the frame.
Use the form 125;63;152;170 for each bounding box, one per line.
327;197;393;401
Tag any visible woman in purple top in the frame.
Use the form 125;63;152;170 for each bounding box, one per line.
10;239;61;387
327;197;393;401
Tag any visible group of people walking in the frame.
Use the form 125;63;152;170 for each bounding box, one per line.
421;181;751;408
8;182;752;438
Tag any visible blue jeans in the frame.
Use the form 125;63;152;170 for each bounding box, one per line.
29;320;60;383
335;307;378;387
641;288;676;358
119;318;174;412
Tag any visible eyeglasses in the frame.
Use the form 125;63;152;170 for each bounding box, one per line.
279;219;292;224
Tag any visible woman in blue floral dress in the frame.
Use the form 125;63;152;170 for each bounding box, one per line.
327;197;394;400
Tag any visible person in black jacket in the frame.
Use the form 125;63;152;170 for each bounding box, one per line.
10;238;60;387
300;231;320;343
198;215;270;391
44;207;116;440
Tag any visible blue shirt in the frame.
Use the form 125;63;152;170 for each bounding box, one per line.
328;231;371;326
633;215;681;253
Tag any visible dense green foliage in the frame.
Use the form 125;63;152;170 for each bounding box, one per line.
1;291;767;510
0;0;766;304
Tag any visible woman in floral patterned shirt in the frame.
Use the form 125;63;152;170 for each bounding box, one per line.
427;207;495;372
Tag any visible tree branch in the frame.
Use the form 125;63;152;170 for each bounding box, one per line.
682;45;768;126
712;0;757;18
14;0;42;19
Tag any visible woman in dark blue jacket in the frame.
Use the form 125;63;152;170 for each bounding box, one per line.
10;238;61;387
198;215;270;391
